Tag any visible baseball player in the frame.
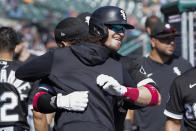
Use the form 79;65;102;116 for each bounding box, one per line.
0;27;36;131
164;67;196;131
16;6;161;131
132;16;192;131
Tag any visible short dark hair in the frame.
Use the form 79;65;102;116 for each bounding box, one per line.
0;27;20;52
145;16;179;39
145;16;162;30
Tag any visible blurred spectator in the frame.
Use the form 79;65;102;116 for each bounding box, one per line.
44;35;57;50
8;3;22;18
14;35;37;62
24;0;34;3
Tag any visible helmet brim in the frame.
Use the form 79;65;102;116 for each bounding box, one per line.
105;21;134;29
122;24;134;29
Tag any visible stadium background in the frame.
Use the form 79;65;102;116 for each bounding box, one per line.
0;0;195;65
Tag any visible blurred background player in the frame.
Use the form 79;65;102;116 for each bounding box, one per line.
164;66;196;131
0;26;37;131
130;16;192;131
14;32;37;62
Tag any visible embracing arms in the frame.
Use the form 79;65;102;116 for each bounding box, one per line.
96;74;161;107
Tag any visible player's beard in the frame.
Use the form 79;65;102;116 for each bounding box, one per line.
157;48;174;58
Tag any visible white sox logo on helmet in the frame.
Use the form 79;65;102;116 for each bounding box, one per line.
120;10;126;20
85;16;90;25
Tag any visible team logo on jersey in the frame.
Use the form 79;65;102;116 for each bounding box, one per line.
173;67;181;76
189;83;196;88
120;10;126;20
139;66;153;77
139;66;146;75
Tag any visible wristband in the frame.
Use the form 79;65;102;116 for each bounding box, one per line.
143;84;159;106
123;87;139;103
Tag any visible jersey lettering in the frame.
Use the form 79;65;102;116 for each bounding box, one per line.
0;92;19;122
0;69;31;101
185;103;196;120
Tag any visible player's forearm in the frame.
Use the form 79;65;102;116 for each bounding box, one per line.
96;74;161;107
136;85;161;106
124;84;161;107
33;110;48;131
165;118;181;131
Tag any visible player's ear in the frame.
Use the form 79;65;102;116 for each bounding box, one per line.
61;41;71;47
146;27;151;35
150;38;156;48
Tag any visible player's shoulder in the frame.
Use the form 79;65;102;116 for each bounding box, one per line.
119;55;143;64
174;67;195;83
172;55;191;64
52;46;72;59
0;60;22;69
0;83;19;95
118;55;143;70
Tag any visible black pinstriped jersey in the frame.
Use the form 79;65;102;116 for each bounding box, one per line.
0;83;29;130
111;54;157;131
164;67;196;131
0;60;35;130
112;54;156;88
134;55;192;131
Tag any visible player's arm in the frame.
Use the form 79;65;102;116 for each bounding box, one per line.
33;84;89;113
165;117;181;131
96;74;161;107
164;77;184;131
122;56;161;107
134;83;161;106
15;51;53;82
33;110;48;131
32;84;55;131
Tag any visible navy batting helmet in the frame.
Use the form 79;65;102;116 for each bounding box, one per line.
89;6;134;41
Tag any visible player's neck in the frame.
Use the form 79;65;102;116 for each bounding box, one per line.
149;51;170;64
0;51;13;61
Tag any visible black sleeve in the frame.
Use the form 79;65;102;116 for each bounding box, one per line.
27;80;41;105
121;56;159;91
164;78;184;119
120;56;147;84
122;67;137;88
16;51;53;82
34;82;58;113
36;91;57;113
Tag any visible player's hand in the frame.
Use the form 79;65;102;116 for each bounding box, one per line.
56;91;89;111
96;74;127;96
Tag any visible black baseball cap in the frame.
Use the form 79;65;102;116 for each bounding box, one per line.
150;22;180;39
54;17;89;43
